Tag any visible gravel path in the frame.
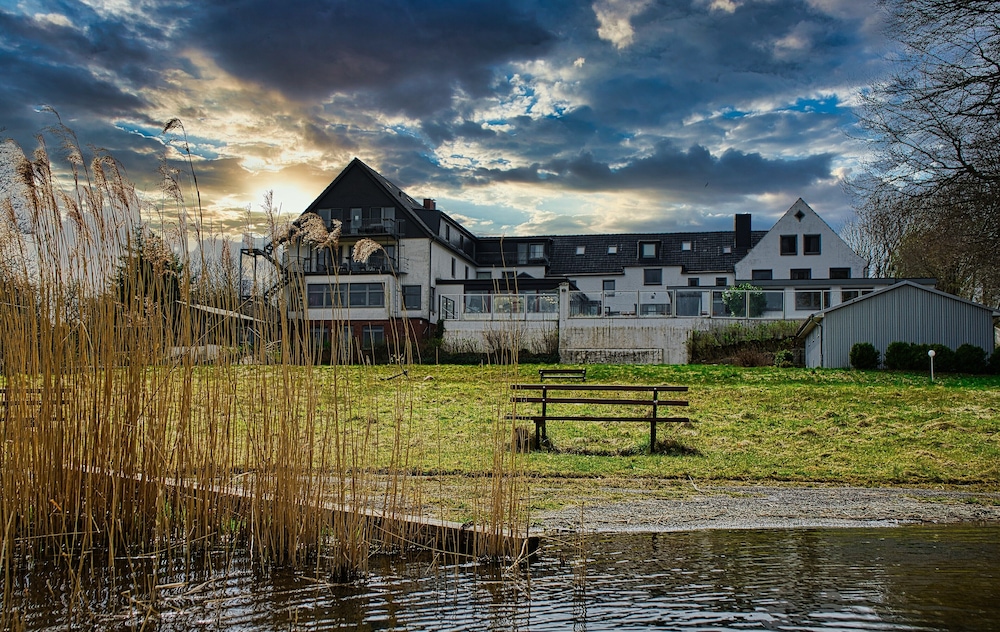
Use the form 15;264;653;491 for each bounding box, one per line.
532;484;1000;533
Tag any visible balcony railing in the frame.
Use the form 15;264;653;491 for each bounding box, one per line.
343;218;406;237
288;254;406;275
440;293;559;320
568;289;787;319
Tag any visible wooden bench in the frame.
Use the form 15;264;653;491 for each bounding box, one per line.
509;383;689;454
538;368;586;381
1;388;67;422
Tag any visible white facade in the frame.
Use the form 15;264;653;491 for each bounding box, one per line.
735;199;867;282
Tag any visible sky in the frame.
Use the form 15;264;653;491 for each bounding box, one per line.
0;0;891;241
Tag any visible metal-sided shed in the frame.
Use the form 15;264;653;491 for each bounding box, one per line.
797;281;999;368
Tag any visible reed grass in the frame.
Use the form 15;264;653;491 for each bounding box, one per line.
0;118;528;627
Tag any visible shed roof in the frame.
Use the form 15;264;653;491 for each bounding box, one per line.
796;280;1000;339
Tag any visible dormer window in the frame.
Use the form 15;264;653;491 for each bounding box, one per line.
529;243;545;260
681;241;692;251
639;241;658;259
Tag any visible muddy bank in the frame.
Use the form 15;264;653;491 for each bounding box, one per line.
532;484;1000;533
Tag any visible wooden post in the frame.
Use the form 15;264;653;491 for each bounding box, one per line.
650;387;659;454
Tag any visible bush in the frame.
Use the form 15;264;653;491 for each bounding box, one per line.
989;348;1000;374
884;341;915;370
954;344;987;374
773;349;794;368
927;343;956;373
849;342;880;370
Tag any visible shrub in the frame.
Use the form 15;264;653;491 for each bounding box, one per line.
732;348;772;367
953;344;987;374
849;342;880;370
927;343;955;373
773;349;794;368
989;348;1000;374
884;341;914;370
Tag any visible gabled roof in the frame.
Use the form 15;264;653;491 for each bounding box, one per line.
796;280;1000;338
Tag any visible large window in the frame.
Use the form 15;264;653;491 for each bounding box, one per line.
794;291;830;311
804;234;821;255
307;283;385;308
780;235;797;255
529;243;546;260
402;285;421;310
644;268;662;285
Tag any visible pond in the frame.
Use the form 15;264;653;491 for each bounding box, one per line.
7;524;998;630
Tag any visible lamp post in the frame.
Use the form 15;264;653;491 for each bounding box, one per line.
928;349;936;382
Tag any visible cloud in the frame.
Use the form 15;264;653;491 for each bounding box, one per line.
472;142;833;196
182;0;555;116
592;0;652;49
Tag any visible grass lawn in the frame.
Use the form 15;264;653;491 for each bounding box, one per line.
360;362;1000;486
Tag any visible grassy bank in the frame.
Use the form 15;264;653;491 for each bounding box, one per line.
345;363;1000;515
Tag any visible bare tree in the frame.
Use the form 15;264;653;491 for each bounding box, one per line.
852;0;1000;305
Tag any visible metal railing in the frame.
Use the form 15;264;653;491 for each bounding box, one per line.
568;289;786;319
440;293;559;320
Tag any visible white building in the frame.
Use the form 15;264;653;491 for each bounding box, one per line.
242;159;925;363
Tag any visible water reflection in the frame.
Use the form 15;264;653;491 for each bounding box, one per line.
7;524;998;630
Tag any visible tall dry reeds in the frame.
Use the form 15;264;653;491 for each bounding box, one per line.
0;117;528;626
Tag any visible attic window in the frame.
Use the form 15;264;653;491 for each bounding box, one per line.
576;245;586;255
681;241;692;251
722;246;732;254
607;245;618;255
639;241;658;259
795;209;805;221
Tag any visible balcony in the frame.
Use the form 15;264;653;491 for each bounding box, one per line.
289;253;406;276
343;218;406;238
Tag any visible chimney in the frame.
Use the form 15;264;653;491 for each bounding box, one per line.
734;214;751;249
423;198;436;210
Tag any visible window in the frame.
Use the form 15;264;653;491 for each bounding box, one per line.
681;241;692;251
361;325;385;349
575;245;586;256
451;257;456;278
795;291;825;311
348;282;385;307
723;246;732;254
841;290;859;302
465;265;469;279
830;267;851;279
688;278;700;287
790;268;812;280
602;279;615;296
529;243;545;260
607;245;618;255
476;271;491;280
716;277;727;287
780;235;797;256
643;268;662;285
402;285;421;310
445;224;451;241
640;241;658;259
752;269;773;281
804;234;821;255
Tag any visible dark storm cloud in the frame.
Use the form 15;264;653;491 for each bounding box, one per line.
183;0;555;115
473;142;833;195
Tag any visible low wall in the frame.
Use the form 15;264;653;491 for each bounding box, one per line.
442;319;559;355
559;318;714;364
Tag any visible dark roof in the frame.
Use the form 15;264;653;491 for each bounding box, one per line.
543;231;766;275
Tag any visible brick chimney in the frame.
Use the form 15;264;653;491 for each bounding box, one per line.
423;198;436;210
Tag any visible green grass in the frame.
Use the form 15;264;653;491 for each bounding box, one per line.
360;362;1000;484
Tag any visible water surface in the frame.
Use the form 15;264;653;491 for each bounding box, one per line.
8;524;999;630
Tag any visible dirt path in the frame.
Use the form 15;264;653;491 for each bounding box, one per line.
531;484;1000;533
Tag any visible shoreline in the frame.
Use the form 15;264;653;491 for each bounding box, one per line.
530;484;1000;534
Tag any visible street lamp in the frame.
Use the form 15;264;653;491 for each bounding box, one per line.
928;349;936;382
